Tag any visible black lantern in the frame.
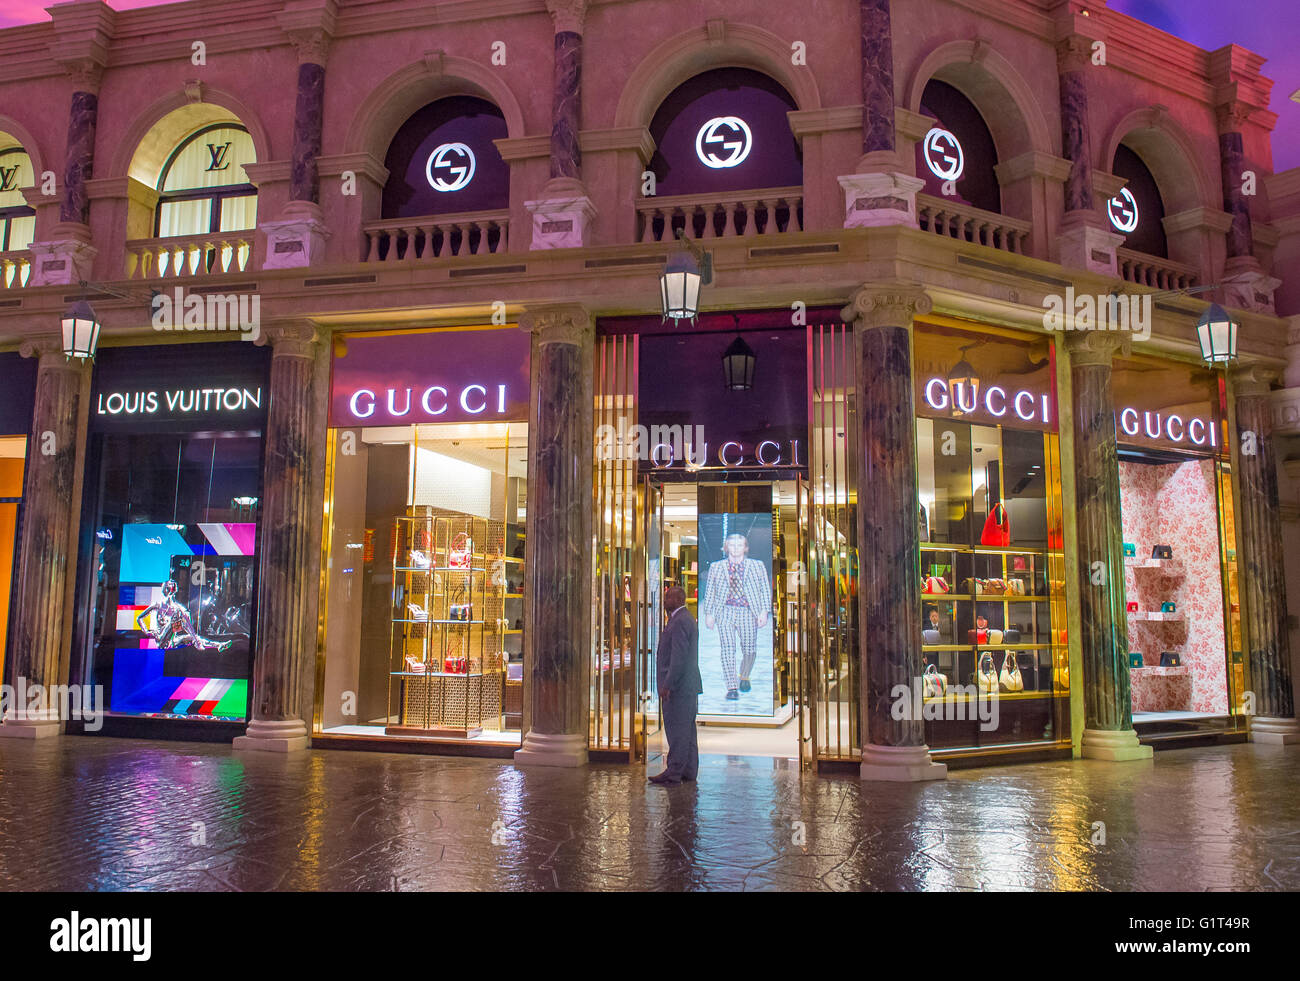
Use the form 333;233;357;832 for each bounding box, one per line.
660;251;702;324
722;334;757;391
946;344;980;416
61;299;100;360
1196;303;1237;364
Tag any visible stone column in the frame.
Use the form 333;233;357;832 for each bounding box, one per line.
527;0;597;249
233;323;321;752
1054;33;1123;276
843;285;946;781
262;6;336;268
1066;332;1151;761
514;304;593;767
837;0;925;228
28;60;101;286
1217;102;1280;313
1232;366;1299;743
0;340;90;738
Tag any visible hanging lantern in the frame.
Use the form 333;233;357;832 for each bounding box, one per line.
660;251;702;324
1196;303;1237;364
947;346;980;416
61;299;101;360
722;334;757;391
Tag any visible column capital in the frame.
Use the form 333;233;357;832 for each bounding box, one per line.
1231;362;1279;397
19;337;91;374
1215;100;1253;135
545;0;588;34
520;303;591;346
1055;34;1095;74
257;322;319;358
1065;330;1127;366
277;0;338;66
53;56;105;93
841;284;932;330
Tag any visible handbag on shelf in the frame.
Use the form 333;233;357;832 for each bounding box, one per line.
1159;651;1181;667
999;651;1024;692
967;629;990;645
1054;653;1070;690
984;578;1007;594
448;533;474;570
1127;601;1139;613
1152;544;1173;560
1161;601;1176;613
1012;555;1028;572
1002;628;1021;644
980;502;1011;547
988;629;1004;645
1004;579;1026;596
1129;651;1144;668
923;576;949;595
977;653;999;694
449;603;472;622
1123;542;1136;557
922;663;948;698
922;628;941;645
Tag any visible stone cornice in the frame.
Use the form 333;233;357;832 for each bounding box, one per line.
995;151;1073;187
315;152;389;187
520;302;591;345
494;135;551;162
578;127;655;161
1091;170;1128;201
1231;362;1279;397
787;106;864;139
1161;206;1234;236
895;107;933;144
1252;223;1279;249
841;284;932;330
85;176;159;208
276;0;338;66
242;160;295;188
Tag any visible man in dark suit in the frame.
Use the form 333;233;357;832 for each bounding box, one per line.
649;585;701;786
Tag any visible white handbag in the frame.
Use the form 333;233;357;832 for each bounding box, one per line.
1000;651;1024;692
977;653;999;694
922;663;948;698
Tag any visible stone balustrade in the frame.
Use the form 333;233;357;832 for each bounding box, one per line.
1116;247;1199;291
916;194;1032;255
636;187;804;243
362;211;510;262
125;233;254;279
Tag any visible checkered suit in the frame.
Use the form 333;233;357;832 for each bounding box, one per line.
702;558;772;693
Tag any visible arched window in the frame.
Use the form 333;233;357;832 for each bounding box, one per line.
155;125;257;238
0;147;35;251
647;68;801;197
1110;143;1167;258
916;80;1000;214
382;96;510;218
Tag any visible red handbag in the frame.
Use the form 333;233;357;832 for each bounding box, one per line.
980;503;1010;547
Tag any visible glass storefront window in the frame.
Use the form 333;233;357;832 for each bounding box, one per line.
0;435;26;682
0;147;36;252
155;125;257;238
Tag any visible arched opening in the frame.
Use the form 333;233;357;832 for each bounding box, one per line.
916;79;1000;214
1110;143;1168;259
154;124;257;238
0;144;35;252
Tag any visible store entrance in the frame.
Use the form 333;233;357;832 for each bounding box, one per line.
645;478;802;766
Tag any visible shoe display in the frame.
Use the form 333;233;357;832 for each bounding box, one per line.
739;680;751;692
407;602;429;621
726;690;739;700
409;549;431;570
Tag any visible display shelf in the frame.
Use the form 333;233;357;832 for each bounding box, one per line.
1128;612;1183;622
1125;557;1184;573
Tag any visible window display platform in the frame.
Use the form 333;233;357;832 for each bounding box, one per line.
314;725;521;759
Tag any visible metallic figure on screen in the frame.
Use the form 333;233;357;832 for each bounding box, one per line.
702;532;772;700
135;579;234;653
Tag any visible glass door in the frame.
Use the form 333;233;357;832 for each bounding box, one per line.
639;476;665;766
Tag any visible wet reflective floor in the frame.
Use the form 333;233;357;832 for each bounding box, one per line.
0;737;1296;891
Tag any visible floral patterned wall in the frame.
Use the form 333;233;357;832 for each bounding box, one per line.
1120;457;1228;713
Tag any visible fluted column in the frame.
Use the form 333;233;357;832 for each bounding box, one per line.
0;340;90;738
514;304;593;767
843;285;946;781
233;323;321;752
1067;332;1152;761
1232;366;1299;743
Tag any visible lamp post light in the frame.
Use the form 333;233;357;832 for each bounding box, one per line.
1195;303;1238;365
659;228;713;325
721;333;757;391
946;344;980;416
60;299;101;360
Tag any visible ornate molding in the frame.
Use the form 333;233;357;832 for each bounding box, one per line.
184;79;204;104
1065;330;1127;366
546;0;588;35
1055;35;1092;74
286;28;332;67
1215;100;1252;134
1231;362;1279;398
57;56;104;93
706;18;726;45
422;48;445;76
841;284;932;331
276;0;337;66
258;322;319;359
520;303;591;346
19;337;90;373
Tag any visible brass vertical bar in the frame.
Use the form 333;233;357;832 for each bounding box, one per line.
593;336;607;748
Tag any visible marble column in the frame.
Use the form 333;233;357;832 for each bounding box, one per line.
1217;116;1253;261
528;0;596;248
60;88;97;226
1054;35;1123;276
233;323;321;752
1232;367;1299;743
260;28;332;268
843;285;946;781
837;1;924;228
0;340;89;738
1216;103;1280;312
1067;332;1152;761
514;304;593;767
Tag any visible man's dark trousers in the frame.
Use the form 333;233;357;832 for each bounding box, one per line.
662;692;698;781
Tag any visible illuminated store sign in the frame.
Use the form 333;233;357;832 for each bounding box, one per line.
96;387;263;415
344;384;510;420
695;116;753;169
425;142;476;192
922;127;964;181
922;378;1051;425
1108;187;1139;234
1118;407;1218;448
647;437;803;470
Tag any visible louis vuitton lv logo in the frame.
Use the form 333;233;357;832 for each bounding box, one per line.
205;142;233;171
0;166;19;192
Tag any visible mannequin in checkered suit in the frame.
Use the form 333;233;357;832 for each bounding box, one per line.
702;532;772;699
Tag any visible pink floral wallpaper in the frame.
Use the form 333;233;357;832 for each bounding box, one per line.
1120;458;1228;713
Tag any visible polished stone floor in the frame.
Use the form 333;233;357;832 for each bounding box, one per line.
0;737;1295;891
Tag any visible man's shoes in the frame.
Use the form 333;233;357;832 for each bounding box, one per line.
739;680;751;692
726;689;739;700
648;772;681;785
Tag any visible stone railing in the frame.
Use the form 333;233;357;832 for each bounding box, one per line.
916;195;1032;255
125;232;255;279
362;211;510;262
0;250;32;290
1116;248;1198;291
636;187;804;243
